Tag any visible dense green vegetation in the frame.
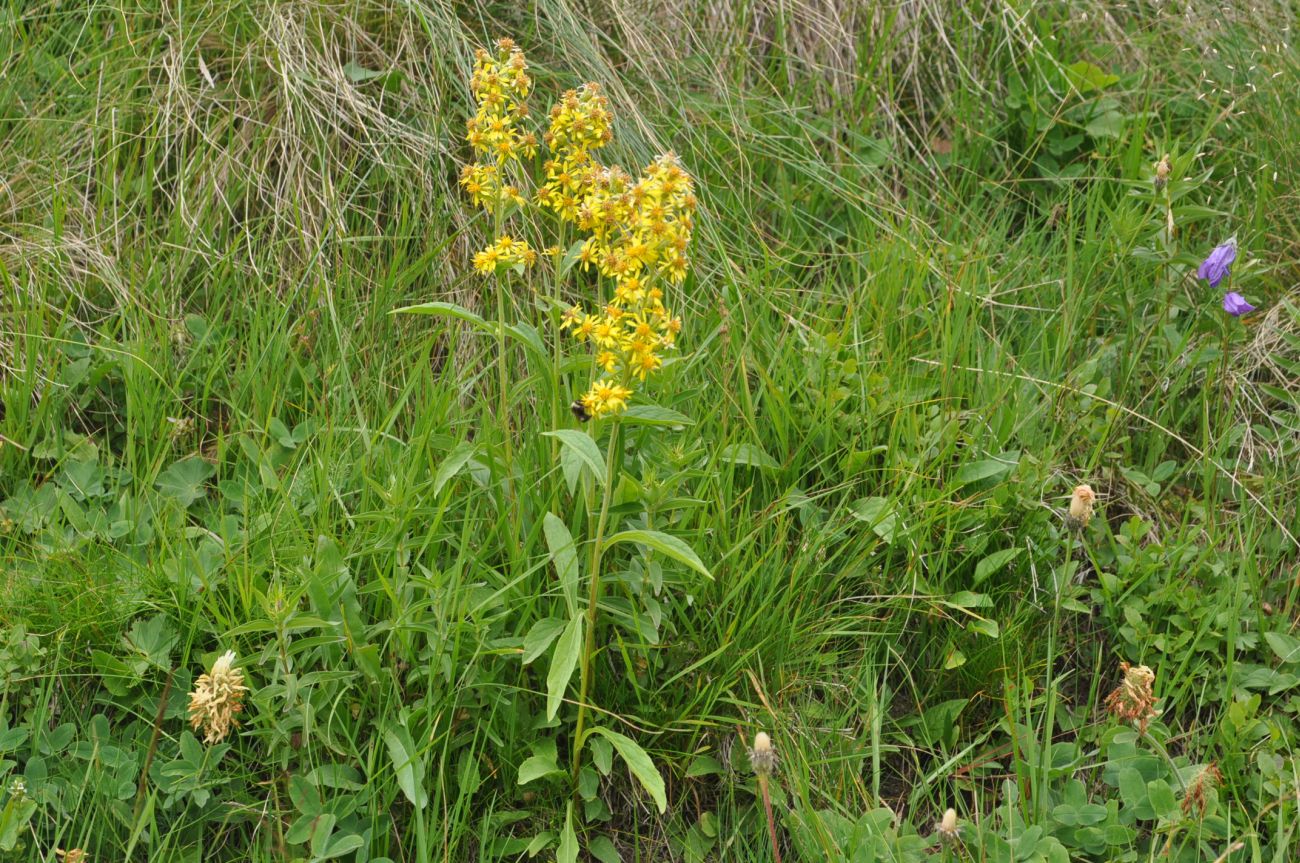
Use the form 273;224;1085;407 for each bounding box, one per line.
1;1;1298;861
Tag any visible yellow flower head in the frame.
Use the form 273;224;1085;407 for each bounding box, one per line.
580;379;633;419
629;348;663;380
596;350;620;373
474;235;536;275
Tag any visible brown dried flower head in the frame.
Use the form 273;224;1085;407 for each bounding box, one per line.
1105;661;1157;731
188;650;248;744
748;731;777;778
1154;154;1171;190
1066;484;1096;531
1181;763;1221;818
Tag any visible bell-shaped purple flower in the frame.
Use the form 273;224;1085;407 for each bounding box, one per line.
1197;241;1236;288
1222;292;1255;317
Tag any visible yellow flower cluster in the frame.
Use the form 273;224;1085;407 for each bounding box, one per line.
454;40;696;418
474;235;537;275
557;152;694;419
459;38;537;211
578;153;696;288
537;84;613;222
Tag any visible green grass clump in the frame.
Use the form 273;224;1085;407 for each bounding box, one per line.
2;1;1299;861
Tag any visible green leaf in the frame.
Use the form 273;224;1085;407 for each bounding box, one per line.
1085;109;1125;139
1065;60;1119;93
91;649;142;696
685;754;722;778
433;441;477;498
508;321;549;364
718;441;778;470
310;814;338;858
543;430;607;488
524;831;555;855
604;529;712;580
588;727;667;813
1264;631;1300;664
389;300;490;333
557;804;579;863
342;61;386;83
954;455;1017;486
0;797;38;852
589;735;614;775
849;497;900;543
543;513;581;614
559;239;587;277
321;833;365;859
518;739;563;785
589;836;620;863
383;725;428;810
973;548;1022;586
522;617;566;665
621;405;694;427
123;614;178;670
155;457;215;507
547;615;583;720
1147;779;1179;820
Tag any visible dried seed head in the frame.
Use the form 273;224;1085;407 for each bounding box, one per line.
1155;154;1171;190
1181;763;1221;818
748;731;777;778
187;650;248;744
1105;661;1157;732
1066;484;1096;531
936;808;960;843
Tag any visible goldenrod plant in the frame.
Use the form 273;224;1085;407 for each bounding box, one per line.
4;5;1300;863
399;38;710;857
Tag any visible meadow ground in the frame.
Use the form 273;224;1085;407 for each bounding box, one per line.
2;1;1299;861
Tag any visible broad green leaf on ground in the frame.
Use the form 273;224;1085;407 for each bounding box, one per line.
155;457;215;507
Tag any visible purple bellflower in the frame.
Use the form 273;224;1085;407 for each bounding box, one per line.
1222;292;1255;317
1197;241;1236;288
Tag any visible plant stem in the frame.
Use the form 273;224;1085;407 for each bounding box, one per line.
759;775;782;863
133;666;174;823
571;421;621;784
491;201;517;525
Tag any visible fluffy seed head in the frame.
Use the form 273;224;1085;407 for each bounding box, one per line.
748;731;777;777
936;808;960;842
1067;484;1095;530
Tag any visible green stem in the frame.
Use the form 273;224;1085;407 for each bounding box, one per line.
571;421;621;784
492;200;517;520
1038;533;1068;820
551;224;568;467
